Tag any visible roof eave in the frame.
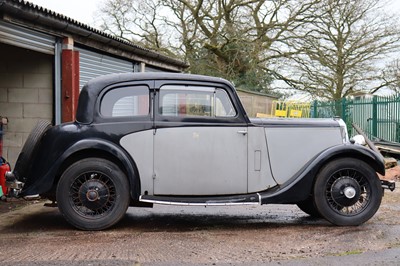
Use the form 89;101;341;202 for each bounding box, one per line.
0;0;189;70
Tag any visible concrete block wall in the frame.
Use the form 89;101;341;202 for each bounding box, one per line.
0;43;53;167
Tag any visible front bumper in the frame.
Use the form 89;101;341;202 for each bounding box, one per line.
381;179;395;191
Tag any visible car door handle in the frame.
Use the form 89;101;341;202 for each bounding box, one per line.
237;130;248;135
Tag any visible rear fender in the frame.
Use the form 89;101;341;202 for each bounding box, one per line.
22;139;140;199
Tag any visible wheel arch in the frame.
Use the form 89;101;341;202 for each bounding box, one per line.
260;144;384;204
317;147;385;176
306;147;384;197
52;139;141;201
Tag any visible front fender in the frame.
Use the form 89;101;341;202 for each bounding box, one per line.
22;139;140;199
260;143;385;204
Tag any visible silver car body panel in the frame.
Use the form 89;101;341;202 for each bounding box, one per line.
265;126;343;184
247;127;277;192
153;127;248;195
121;121;344;196
120;130;155;195
122;127;278;196
247;117;345;185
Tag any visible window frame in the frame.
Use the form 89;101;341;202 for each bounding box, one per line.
158;85;237;120
96;83;152;122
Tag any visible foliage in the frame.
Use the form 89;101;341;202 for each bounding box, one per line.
98;0;400;98
274;0;400;100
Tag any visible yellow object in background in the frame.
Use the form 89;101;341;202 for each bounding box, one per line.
272;101;310;118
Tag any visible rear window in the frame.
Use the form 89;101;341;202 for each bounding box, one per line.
100;86;150;117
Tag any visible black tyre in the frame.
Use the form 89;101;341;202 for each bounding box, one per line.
313;158;382;226
296;197;321;218
14;120;51;181
57;158;130;230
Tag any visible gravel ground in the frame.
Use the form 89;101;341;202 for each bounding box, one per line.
0;182;399;265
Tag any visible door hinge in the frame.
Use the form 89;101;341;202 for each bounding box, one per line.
152;173;156;179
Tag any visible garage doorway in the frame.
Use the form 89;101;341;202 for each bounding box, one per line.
0;43;53;167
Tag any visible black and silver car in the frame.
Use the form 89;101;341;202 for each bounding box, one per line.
6;73;395;230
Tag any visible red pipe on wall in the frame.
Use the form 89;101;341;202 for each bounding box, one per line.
61;38;80;123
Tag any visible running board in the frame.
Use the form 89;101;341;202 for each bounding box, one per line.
139;193;261;206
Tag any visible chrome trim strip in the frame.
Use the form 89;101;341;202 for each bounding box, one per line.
139;195;260;206
257;193;262;204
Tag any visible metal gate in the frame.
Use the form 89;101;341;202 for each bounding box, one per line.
313;95;400;142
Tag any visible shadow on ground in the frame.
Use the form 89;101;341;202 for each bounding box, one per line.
1;203;335;234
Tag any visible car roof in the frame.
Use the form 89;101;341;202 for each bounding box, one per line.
85;72;231;94
76;72;234;123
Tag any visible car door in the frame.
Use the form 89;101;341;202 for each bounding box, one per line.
153;84;248;195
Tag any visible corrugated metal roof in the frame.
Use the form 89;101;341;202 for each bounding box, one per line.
0;0;189;69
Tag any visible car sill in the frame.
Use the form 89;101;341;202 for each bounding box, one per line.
139;193;261;206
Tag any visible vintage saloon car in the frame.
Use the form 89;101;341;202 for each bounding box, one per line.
5;73;394;230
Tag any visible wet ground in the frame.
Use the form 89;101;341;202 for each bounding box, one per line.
0;183;399;265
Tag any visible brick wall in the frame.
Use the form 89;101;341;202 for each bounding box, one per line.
0;43;53;167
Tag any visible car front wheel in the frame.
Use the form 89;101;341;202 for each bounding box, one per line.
57;158;130;230
313;158;383;226
296;197;321;218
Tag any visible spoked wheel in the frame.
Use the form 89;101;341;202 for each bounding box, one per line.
57;158;130;230
314;158;383;226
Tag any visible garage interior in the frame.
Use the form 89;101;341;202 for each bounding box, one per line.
0;42;53;167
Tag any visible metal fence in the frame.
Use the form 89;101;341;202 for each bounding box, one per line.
312;94;400;142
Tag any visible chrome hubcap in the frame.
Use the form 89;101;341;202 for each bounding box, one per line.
86;189;99;202
344;186;356;199
70;172;116;217
331;177;361;206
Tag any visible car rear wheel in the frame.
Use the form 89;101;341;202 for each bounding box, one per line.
313;158;382;226
57;158;130;230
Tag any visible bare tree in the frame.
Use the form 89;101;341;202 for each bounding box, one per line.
167;0;324;93
383;59;400;94
99;0;175;56
278;0;400;100
98;0;400;98
98;0;320;94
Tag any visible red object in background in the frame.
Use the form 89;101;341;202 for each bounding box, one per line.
1;116;8;158
0;159;10;195
62;48;80;123
0;121;3;158
0;117;9;195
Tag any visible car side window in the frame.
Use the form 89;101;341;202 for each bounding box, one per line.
100;86;149;117
215;89;236;117
159;85;236;118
